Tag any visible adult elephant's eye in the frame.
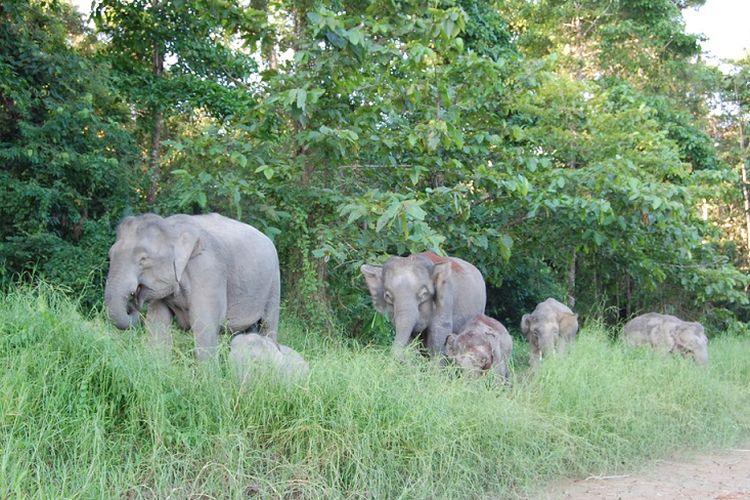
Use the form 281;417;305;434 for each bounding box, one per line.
383;291;393;304
417;287;431;302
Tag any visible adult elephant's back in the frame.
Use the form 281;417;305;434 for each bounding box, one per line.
169;213;280;336
416;252;486;333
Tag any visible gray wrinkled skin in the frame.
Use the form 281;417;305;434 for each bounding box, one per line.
521;298;579;368
361;252;486;360
104;213;280;361
622;312;709;365
445;314;513;382
230;333;309;384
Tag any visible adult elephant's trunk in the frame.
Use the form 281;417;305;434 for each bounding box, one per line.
104;269;141;330
391;307;418;359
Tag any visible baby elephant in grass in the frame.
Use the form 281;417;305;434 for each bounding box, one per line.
230;333;309;385
445;315;513;382
622;312;708;365
521;298;579;368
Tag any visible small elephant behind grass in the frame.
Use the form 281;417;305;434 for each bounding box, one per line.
230;333;309;385
445;315;513;383
621;312;708;365
521;298;579;368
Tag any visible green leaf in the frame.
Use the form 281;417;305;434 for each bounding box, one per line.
197;192;207;208
404;201;427;221
376;200;401;232
306;12;322;25
255;164;274;180
347;28;364;46
296;89;307;113
498;234;513;261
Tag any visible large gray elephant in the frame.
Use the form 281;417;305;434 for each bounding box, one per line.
104;213;280;361
521;297;579;367
361;252;486;359
622;312;708;365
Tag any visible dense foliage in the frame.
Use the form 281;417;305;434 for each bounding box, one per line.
1;0;749;335
0;0;137;306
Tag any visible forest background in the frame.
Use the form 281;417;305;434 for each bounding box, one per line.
3;0;750;340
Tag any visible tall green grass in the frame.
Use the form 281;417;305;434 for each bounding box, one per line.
1;285;749;498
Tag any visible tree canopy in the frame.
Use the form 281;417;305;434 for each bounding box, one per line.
1;0;748;334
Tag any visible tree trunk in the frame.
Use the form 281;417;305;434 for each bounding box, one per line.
567;248;576;309
255;0;277;70
625;274;632;319
146;20;165;206
740;161;750;254
733;79;750;261
146;108;163;205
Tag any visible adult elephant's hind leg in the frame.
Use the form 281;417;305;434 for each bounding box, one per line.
261;279;280;341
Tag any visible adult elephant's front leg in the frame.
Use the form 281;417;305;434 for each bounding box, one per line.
427;317;452;364
189;296;225;362
145;300;174;357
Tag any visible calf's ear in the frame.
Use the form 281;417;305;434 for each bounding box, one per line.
445;334;457;353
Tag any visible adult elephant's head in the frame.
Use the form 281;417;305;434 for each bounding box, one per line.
104;214;201;329
361;254;452;354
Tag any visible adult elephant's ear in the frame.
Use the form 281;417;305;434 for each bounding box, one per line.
174;230;203;283
432;261;452;307
361;264;385;313
520;314;531;338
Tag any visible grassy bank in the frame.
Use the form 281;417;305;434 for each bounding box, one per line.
1;286;749;498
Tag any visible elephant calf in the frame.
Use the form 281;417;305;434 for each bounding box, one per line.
445;314;513;382
230;333;309;384
621;312;708;365
521;298;579;367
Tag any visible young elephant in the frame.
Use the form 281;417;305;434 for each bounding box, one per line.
230;333;309;384
521;298;579;367
361;252;486;361
621;312;708;365
445;314;513;382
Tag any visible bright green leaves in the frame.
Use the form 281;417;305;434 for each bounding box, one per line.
340;193;445;254
255;165;275;180
426;7;467;41
0;0;137;304
498;234;513;262
280;87;326;117
306;7;373;60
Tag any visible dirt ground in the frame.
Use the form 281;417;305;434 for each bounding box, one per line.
532;446;750;499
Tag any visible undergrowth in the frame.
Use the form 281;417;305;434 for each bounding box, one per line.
1;284;749;498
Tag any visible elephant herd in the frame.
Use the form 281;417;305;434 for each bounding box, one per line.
104;213;709;384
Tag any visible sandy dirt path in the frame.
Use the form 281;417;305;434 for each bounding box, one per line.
532;446;750;499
